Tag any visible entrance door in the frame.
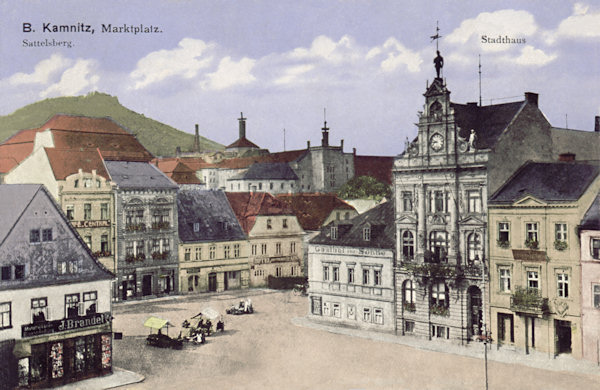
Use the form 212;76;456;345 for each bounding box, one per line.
142;275;152;296
224;272;229;290
121;281;128;301
208;273;217;292
467;286;482;337
497;313;514;344
556;320;572;354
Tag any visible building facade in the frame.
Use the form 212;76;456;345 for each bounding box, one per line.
580;194;600;364
226;192;304;287
308;201;396;333
177;189;250;293
106;161;179;300
488;162;600;359
0;184;113;389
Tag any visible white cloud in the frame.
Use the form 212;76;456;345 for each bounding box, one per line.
512;46;557;66
273;64;316;86
377;38;423;73
40;59;100;97
289;35;361;64
130;38;215;89
555;2;600;39
8;54;72;85
201;56;256;90
447;9;538;52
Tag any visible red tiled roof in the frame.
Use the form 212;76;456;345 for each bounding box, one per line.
225;192;294;234
353;155;394;185
276;193;356;230
226;137;260;149
39;114;132;135
0;143;34;173
51;130;153;162
152;159;202;184
45;148;110;180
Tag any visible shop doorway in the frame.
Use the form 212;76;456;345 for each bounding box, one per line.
208;273;217;292
556;320;572;354
497;313;514;344
142;275;152;296
467;286;483;337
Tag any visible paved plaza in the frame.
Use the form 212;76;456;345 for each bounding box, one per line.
110;289;600;390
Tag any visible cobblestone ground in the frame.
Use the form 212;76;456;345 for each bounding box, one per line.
112;290;600;390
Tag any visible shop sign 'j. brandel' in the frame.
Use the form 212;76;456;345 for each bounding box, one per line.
21;312;111;338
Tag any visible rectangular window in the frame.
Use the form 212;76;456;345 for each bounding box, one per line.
527;270;539;290
594;285;600;309
126;241;134;256
101;235;109;253
333;266;339;282
592;238;600;260
526;223;539;243
251;244;257;256
224;245;231;258
290;242;296;253
348;268;355;284
555;223;567;242
283;219;288;228
434;191;445;213
311;297;322;315
234;244;240;258
100;203;109;220
323;266;330;281
58;260;78;275
1;266;9;280
498;222;510;244
66;205;74;220
362;308;371;322
322;302;330;316
266;219;272;229
65;294;80;318
41;228;52;242
84;236;92;250
467;190;481;213
363;227;371;241
557;273;569;298
402;191;413;212
209;246;216;260
84;203;92;220
83;291;97;315
331;226;338;240
14;265;25;280
374;270;382;286
0;302;11;329
136;240;145;256
193;222;200;232
275;243;282;255
431;325;449;339
404;320;415;333
195;247;202;260
333;303;341;318
261;244;267;255
30;229;40;243
362;269;370;285
347;304;356;320
184;248;191;261
499;268;511;292
31;298;48;323
374;308;383;324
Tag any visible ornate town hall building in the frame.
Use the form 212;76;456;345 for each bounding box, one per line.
392;48;582;343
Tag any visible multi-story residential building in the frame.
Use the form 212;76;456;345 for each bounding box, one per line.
488;161;600;359
308;201;396;332
105;161;179;300
580;194;600;364
277;193;359;276
226;192;304;287
227;162;299;193
177;189;250;293
0;184;113;389
393;50;599;344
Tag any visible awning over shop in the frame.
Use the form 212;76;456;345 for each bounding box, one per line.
143;316;174;330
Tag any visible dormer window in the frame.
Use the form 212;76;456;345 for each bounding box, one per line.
267;219;272;230
331;226;338;240
193;222;200;232
363;227;371;241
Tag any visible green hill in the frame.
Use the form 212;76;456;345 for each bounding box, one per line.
0;92;224;157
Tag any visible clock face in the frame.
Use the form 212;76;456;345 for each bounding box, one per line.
430;133;444;151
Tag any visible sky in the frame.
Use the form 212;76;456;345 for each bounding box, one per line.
0;0;598;156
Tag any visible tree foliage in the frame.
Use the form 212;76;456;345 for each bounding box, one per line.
337;176;391;201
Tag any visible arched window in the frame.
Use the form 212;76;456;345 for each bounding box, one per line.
429;231;448;262
431;282;448;307
430;101;443;120
467;233;482;263
403;280;416;304
402;231;414;260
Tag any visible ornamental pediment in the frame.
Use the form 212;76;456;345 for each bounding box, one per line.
397;214;417;225
459;215;486;225
514;195;547;207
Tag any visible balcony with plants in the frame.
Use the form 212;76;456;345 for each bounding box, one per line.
510;286;549;315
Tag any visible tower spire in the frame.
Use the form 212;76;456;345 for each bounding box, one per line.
478;54;482;106
321;108;329;147
431;22;444;79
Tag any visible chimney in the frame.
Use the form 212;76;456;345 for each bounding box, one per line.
340;139;344;151
559;153;575;162
175;146;181;156
353;147;356;156
595;115;599;132
307;140;311;149
524;92;538;107
193;124;200;152
238;112;246;139
321;120;329;147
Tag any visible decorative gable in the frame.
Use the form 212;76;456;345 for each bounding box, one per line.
514;195;547;207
